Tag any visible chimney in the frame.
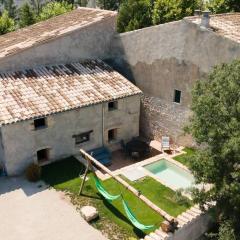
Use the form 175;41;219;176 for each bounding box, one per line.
201;10;211;28
194;9;201;16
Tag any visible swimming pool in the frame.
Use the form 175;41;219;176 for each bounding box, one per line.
144;159;195;190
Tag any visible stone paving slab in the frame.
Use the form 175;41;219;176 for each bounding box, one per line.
0;177;107;240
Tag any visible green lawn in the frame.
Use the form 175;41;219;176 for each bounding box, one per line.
173;147;196;168
42;157;191;239
122;176;192;217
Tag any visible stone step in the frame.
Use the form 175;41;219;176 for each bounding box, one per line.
155;229;168;239
186;209;200;218
177;215;190;224
190;206;202;215
181;211;196;221
176;216;188;227
149;232;163;240
145;235;156;240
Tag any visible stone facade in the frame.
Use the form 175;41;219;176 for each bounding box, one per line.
0;95;140;176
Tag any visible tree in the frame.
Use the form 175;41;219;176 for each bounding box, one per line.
0;10;15;35
38;1;73;21
152;0;202;25
30;0;42;16
206;0;240;14
187;60;240;239
1;0;16;18
18;3;36;28
117;0;152;33
97;0;120;11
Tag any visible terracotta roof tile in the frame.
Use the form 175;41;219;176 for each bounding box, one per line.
185;13;240;43
0;60;142;125
0;7;116;59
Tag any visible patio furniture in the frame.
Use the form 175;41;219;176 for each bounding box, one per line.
161;136;170;152
88;147;112;166
126;138;150;159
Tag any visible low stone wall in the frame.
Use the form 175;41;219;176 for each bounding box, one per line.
143;205;213;240
167;213;212;240
140;95;193;146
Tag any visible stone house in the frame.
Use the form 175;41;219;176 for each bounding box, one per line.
0;8;141;176
0;7;240;175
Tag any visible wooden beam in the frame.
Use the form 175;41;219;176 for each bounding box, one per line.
78;161;90;196
80;149;174;222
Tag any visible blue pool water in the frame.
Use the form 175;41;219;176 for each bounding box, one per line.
144;159;195;189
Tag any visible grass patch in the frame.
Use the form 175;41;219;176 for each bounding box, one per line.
42;157;191;239
173;147;196;168
121;176;192;217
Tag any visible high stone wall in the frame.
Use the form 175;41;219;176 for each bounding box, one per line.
109;19;240;145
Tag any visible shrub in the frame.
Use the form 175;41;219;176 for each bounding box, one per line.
153;0;202;25
0;10;15;35
117;0;152;33
38;1;73;21
25;163;41;182
18;3;36;28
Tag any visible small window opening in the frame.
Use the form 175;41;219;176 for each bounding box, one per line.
37;148;50;164
108;101;118;111
174;90;181;103
34;117;47;129
73;130;93;145
108;129;117;142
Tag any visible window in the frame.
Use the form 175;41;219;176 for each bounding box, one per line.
34;117;47;129
37;148;50;164
108;101;118;111
73;130;93;145
108;128;117;142
174;90;181;103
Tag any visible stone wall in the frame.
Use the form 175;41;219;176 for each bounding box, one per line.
1;95;140;176
144;205;213;240
109;19;240;145
140;95;193;146
0;16;116;72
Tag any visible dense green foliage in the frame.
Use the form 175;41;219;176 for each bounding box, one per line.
0;0;17;18
42;157;190;239
38;1;73;21
206;0;240;13
117;0;152;33
188;60;240;239
0;10;15;34
152;0;181;25
97;0;120;11
18;3;36;28
117;0;202;32
116;0;240;32
152;0;201;25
